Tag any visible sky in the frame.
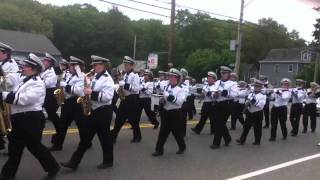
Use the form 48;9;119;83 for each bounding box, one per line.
36;0;320;42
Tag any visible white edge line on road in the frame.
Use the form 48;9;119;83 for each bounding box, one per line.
226;153;320;180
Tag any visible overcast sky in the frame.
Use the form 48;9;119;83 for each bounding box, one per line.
36;0;319;42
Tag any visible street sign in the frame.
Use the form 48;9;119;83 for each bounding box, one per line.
147;53;158;69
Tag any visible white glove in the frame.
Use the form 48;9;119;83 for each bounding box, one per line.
119;80;125;86
163;91;169;98
60;81;67;87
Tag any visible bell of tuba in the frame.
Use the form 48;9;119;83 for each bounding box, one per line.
0;67;12;135
77;69;94;116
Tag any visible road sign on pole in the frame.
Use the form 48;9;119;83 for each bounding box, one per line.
147;53;158;69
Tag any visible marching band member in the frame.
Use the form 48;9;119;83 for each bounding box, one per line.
180;68;191;137
290;79;307;136
41;53;61;149
229;73;241;130
210;66;238;149
0;42;19;151
190;78;197;116
231;81;250;130
0;53;60;180
191;71;217;135
153;71;168;115
137;69;159;129
112;56;141;143
61;55;114;170
237;80;266;145
152;68;186;156
302;82;319;133
260;75;273;128
49;56;86;151
269;78;292;141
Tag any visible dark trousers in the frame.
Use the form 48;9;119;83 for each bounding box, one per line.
303;103;317;132
239;110;263;144
270;106;288;139
53;97;86;148
112;94;141;141
290;103;303;135
181;96;193;136
189;94;196;118
43;88;62;144
137;97;158;125
155;109;186;153
231;102;245;129
212;100;232;146
69;105;113;165
193;102;215;134
0;134;5;149
1;111;59;178
112;91;119;116
263;99;270;127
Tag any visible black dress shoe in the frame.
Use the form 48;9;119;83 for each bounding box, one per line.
60;161;78;170
282;136;287;140
291;133;297;137
230;127;235;130
130;138;141;143
49;146;62;152
176;148;185;155
0;175;14;180
153;122;160;129
236;139;244;145
263;125;269;129
0;144;5;151
210;144;220;149
97;163;113;169
44;166;60;180
225;140;231;146
312;129;315;133
269;138;275;142
252;142;260;145
191;128;200;135
302;130;307;133
152;152;163;157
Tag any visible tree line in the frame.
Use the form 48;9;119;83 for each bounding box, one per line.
0;0;307;80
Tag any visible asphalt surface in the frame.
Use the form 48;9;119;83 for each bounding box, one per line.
1;105;320;180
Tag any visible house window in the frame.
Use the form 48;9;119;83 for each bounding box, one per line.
288;64;293;72
274;64;280;73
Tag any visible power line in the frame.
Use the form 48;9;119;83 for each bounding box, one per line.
98;0;170;18
152;0;239;20
123;0;171;10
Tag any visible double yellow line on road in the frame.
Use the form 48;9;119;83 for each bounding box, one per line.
42;120;199;135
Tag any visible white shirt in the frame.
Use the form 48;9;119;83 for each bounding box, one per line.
305;88;317;104
213;80;238;102
202;83;215;102
291;87;307;104
60;73;84;99
181;80;190;97
121;71;140;96
237;87;251;104
272;89;291;107
90;71;114;110
1;58;20;91
41;67;57;89
139;81;153;98
2;75;45;114
163;84;187;110
246;92;266;113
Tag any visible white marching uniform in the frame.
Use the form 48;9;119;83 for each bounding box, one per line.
245;92;266;113
90;71;115;110
41;67;57;88
60;73;85;99
213;80;238;102
1;58;20;91
139;81;153;98
122;71;140;96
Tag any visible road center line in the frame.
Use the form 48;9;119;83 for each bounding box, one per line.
227;153;320;180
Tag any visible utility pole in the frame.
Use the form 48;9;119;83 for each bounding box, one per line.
133;34;137;59
234;0;245;74
167;0;176;70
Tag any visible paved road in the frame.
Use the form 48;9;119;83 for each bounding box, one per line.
1;110;320;180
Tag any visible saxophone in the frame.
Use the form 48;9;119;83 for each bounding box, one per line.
116;70;126;101
0;67;12;135
77;69;94;116
54;71;65;106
